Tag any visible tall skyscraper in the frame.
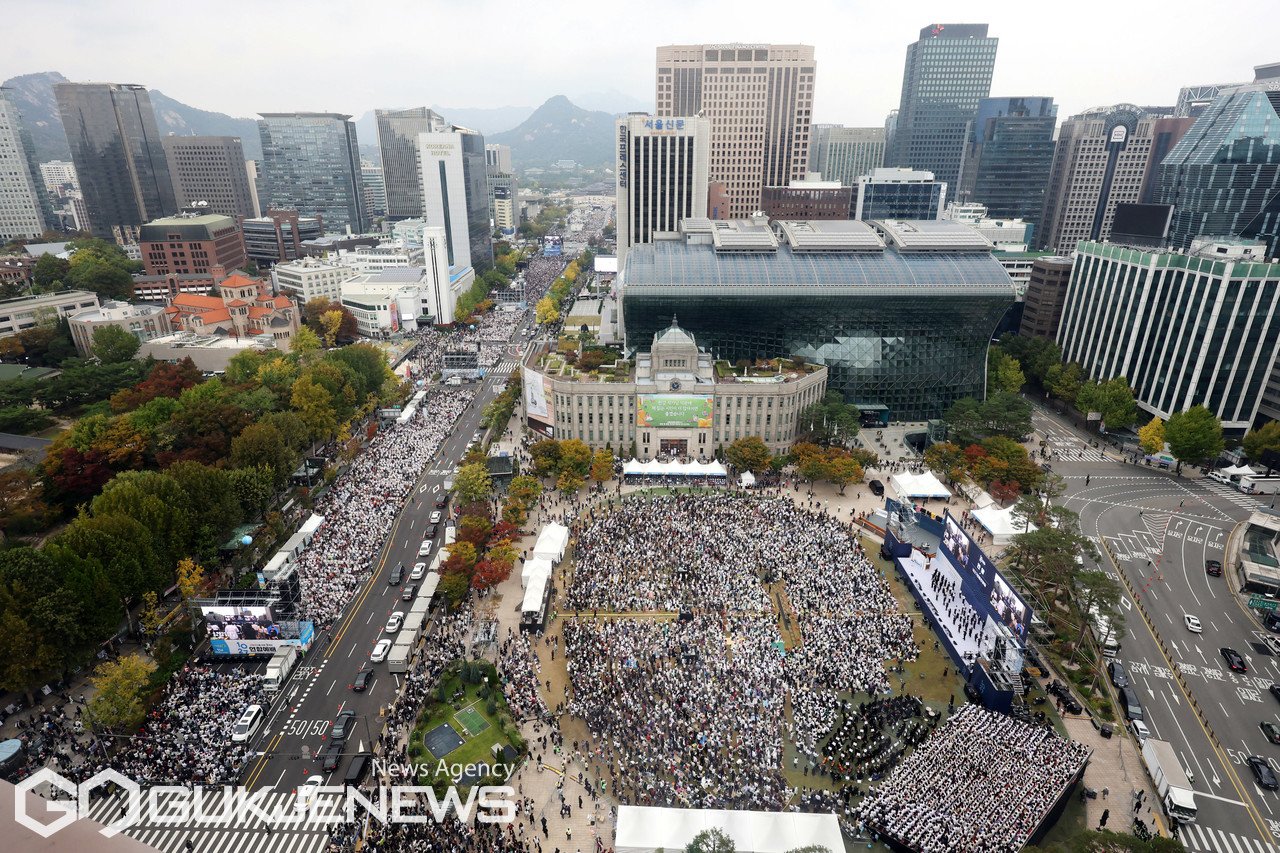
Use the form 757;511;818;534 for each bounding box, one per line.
809;126;885;188
160;136;257;219
655;44;816;219
375;108;449;220
361;161;387;219
257;113;366;234
419;127;494;272
1159;73;1280;258
615;114;710;267
1039;105;1167;254
888;24;998;188
883;110;899;167
956;97;1056;231
55;82;177;242
0;88;51;241
485;144;513;174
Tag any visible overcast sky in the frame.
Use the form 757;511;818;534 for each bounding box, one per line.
5;0;1275;125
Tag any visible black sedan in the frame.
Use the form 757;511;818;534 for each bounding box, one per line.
1270;684;1280;703
1249;755;1279;790
1263;722;1280;745
352;668;372;692
319;741;342;773
1222;647;1249;673
1107;660;1130;689
1205;559;1222;577
331;710;357;742
868;480;885;496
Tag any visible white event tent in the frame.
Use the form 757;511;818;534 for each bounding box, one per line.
614;806;843;853
890;471;952;499
971;505;1037;546
533;523;569;563
622;459;728;478
521;556;554;589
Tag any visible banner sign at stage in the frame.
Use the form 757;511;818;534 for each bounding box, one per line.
636;394;713;429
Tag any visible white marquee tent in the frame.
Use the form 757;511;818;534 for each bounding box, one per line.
521;573;549;614
971;505;1037;546
622;459;728;478
614;806;843;853
533;523;569;562
1220;464;1256;477
521;556;554;589
890;471;952;499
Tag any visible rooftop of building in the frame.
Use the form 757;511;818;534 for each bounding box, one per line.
0;288;96;307
144;331;274;350
139;213;238;241
71;300;166;322
861;168;939;183
0;364;59;383
1081;238;1280;270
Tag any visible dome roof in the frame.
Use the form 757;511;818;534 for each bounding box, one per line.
653;316;696;346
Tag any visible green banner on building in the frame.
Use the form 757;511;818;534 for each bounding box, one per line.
636;394;714;428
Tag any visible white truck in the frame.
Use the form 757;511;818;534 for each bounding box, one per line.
1141;738;1197;824
262;645;300;695
387;638;413;674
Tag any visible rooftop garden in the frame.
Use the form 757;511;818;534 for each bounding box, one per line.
539;345;632;382
714;357;820;379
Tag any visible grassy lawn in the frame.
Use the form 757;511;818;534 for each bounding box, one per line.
406;660;526;790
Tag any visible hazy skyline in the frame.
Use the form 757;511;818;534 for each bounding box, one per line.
5;0;1276;128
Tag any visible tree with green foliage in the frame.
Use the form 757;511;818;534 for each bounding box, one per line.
795;392;860;446
1044;361;1084;404
725;436;773;474
686;828;736;853
1164;405;1224;470
996;334;1063;386
943;392;1032;445
32;254;70;292
1243;420;1280;464
1076;376;1139;430
557;469;584;494
529;439;562;477
90;324;141;364
452;462;493;503
987;348;1026;395
231;421;297;488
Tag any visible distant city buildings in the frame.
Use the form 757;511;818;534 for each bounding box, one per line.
809;126;885;190
762;177;853;221
655;43;816;219
139;212;247;276
257;113;366;233
1018;256;1074;339
68;300;172;357
54;82;177;242
161;136;257;219
239;209;323;267
1058;239;1280;433
0;88;51;241
957;97;1056;234
38;160;78;196
0;289;99;339
888;24;998;188
164;272;299;350
375;107;449;221
419;126;493;272
361;161;387;219
855;168;946;221
1159;68;1280;259
615;114;710;266
485;142;516;237
485;143;513;174
270;256;357;304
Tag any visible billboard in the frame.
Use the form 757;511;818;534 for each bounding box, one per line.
636;395;713;429
201;605;286;642
210;621;314;656
939;511;1030;640
523;366;553;426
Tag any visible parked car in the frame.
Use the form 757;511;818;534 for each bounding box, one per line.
352;668;372;692
1222;647;1248;673
385;611;404;633
1129;719;1151;742
401;584;417;602
1184;615;1202;633
868;480;885;496
409;563;426;581
418;540;432;558
1107;660;1130;689
320;741;342;773
1262;722;1280;745
1205;559;1223;577
430;510;443;524
1249;755;1279;790
1271;683;1280;703
434;494;449;510
370;639;392;663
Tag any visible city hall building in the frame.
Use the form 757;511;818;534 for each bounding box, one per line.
522;320;826;458
620;218;1017;420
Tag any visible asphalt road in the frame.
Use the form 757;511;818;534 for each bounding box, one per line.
238;317;535;797
1035;405;1280;852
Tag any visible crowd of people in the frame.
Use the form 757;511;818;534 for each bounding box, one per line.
295;386;475;628
520;256;568;304
497;633;550;722
858;704;1091;852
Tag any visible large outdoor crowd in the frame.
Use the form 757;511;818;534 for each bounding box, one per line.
859;705;1091;852
296;386;475;629
520;256;567;304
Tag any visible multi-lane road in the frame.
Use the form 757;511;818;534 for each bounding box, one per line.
1036;406;1280;852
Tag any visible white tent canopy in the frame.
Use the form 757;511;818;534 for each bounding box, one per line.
1221;464;1257;477
622;459;728;477
533;523;569;563
739;471;756;487
890;471;952;499
972;505;1037;546
521;556;554;588
614;806;844;853
521;573;548;614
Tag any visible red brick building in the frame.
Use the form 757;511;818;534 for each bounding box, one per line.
139;211;247;276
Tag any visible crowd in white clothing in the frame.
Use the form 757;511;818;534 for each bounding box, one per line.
859;704;1090;852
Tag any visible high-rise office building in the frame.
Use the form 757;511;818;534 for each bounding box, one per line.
257;113;365;233
161;136;257;219
239;208;324;267
485;143;513;174
888;24;998;188
615;114;710;267
1039;105;1167;254
1018;256;1074;339
956;97;1056;233
419;127;494;272
54;82;177;242
361;161;387;219
1058;239;1280;433
655;44;816;219
375;107;449;221
38;160;78;196
0;88;51;241
810;126;886;189
884;110;898;167
855;168;946;220
1158;73;1280;259
487;171;517;235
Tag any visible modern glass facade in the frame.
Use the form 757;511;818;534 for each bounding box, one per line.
0;88;51;241
257;113;366;234
889;24;998;188
957;97;1056;231
55;82;177;241
1058;241;1280;432
458;129;494;272
1158;85;1280;259
856;177;945;220
810;125;885;188
621;227;1015;420
374;108;447;220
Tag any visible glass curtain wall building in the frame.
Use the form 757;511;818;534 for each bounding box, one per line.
257;113;366;234
1158;82;1280;259
621;219;1015;420
375;108;448;220
957;97;1057;235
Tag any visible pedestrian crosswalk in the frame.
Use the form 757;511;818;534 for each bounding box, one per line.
1179;821;1278;853
79;791;332;853
489;359;518;376
1199;479;1267;510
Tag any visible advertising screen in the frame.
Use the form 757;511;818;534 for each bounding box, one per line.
989;575;1029;639
636;395;713;429
940;515;976;576
201;605;290;642
210;621;314;656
